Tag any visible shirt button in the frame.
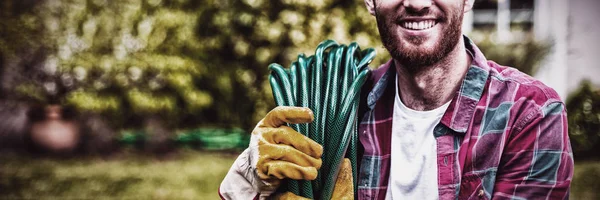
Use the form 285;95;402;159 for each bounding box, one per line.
478;189;484;197
444;156;448;166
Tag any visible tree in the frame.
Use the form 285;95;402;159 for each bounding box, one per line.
3;0;387;131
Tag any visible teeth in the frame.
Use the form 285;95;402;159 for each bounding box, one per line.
402;20;436;30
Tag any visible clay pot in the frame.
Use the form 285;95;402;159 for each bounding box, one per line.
29;105;80;153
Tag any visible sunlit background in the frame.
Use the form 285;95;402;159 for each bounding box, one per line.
0;0;598;199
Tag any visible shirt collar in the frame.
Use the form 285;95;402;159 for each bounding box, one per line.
367;36;491;134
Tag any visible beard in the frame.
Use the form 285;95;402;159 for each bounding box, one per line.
376;5;464;71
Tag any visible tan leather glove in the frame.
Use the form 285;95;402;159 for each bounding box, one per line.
272;158;354;200
271;192;311;200
331;158;354;199
254;106;323;181
219;106;323;199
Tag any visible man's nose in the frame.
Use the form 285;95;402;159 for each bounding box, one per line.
403;0;433;11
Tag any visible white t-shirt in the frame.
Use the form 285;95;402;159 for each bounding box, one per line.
385;77;450;200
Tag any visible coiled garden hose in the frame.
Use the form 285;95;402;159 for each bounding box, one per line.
269;39;376;199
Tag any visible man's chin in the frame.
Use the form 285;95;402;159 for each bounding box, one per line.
398;41;438;55
391;40;445;67
400;34;440;49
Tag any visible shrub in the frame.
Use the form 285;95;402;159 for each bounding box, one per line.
1;0;387;131
566;80;600;160
474;36;552;76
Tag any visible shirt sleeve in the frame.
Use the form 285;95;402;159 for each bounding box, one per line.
492;102;574;199
219;147;280;200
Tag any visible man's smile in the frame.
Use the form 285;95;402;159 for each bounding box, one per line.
400;19;438;30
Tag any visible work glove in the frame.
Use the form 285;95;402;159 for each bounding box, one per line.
254;106;323;180
220;106;323;199
271;158;354;200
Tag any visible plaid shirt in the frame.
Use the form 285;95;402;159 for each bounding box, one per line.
356;36;573;200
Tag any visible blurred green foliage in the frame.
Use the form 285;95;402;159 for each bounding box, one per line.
469;31;552;76
0;0;388;131
566;80;600;160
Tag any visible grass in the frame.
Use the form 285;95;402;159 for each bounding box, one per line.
0;150;238;199
571;161;600;199
0;151;598;199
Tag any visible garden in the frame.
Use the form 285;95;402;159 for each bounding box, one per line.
0;0;598;199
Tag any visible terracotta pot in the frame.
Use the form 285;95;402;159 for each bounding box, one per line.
29;105;80;153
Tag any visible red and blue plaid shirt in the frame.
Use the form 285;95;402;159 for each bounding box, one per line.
356;36;573;200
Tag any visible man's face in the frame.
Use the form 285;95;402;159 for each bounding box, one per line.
373;0;466;67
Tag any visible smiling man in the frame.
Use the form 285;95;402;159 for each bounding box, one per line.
220;0;574;199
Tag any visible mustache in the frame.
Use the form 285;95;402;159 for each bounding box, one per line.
395;8;446;22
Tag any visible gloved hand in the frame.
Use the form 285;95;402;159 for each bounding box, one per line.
271;158;354;200
331;158;354;200
219;106;323;200
253;106;323;181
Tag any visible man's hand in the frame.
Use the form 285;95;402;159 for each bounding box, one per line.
331;158;353;199
272;158;354;200
252;106;323;181
219;106;323;200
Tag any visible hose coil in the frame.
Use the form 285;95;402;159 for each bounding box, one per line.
269;39;376;199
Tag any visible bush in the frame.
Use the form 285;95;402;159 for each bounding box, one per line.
474;36;552;76
566;80;600;160
0;0;388;132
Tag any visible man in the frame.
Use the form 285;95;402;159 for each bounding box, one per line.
220;0;574;199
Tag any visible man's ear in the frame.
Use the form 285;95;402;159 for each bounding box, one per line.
365;0;376;16
464;0;474;13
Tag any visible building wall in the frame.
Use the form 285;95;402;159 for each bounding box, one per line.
567;0;600;93
533;0;569;100
534;0;600;100
469;0;600;100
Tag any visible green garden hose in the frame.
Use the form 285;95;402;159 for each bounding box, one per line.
268;39;376;199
